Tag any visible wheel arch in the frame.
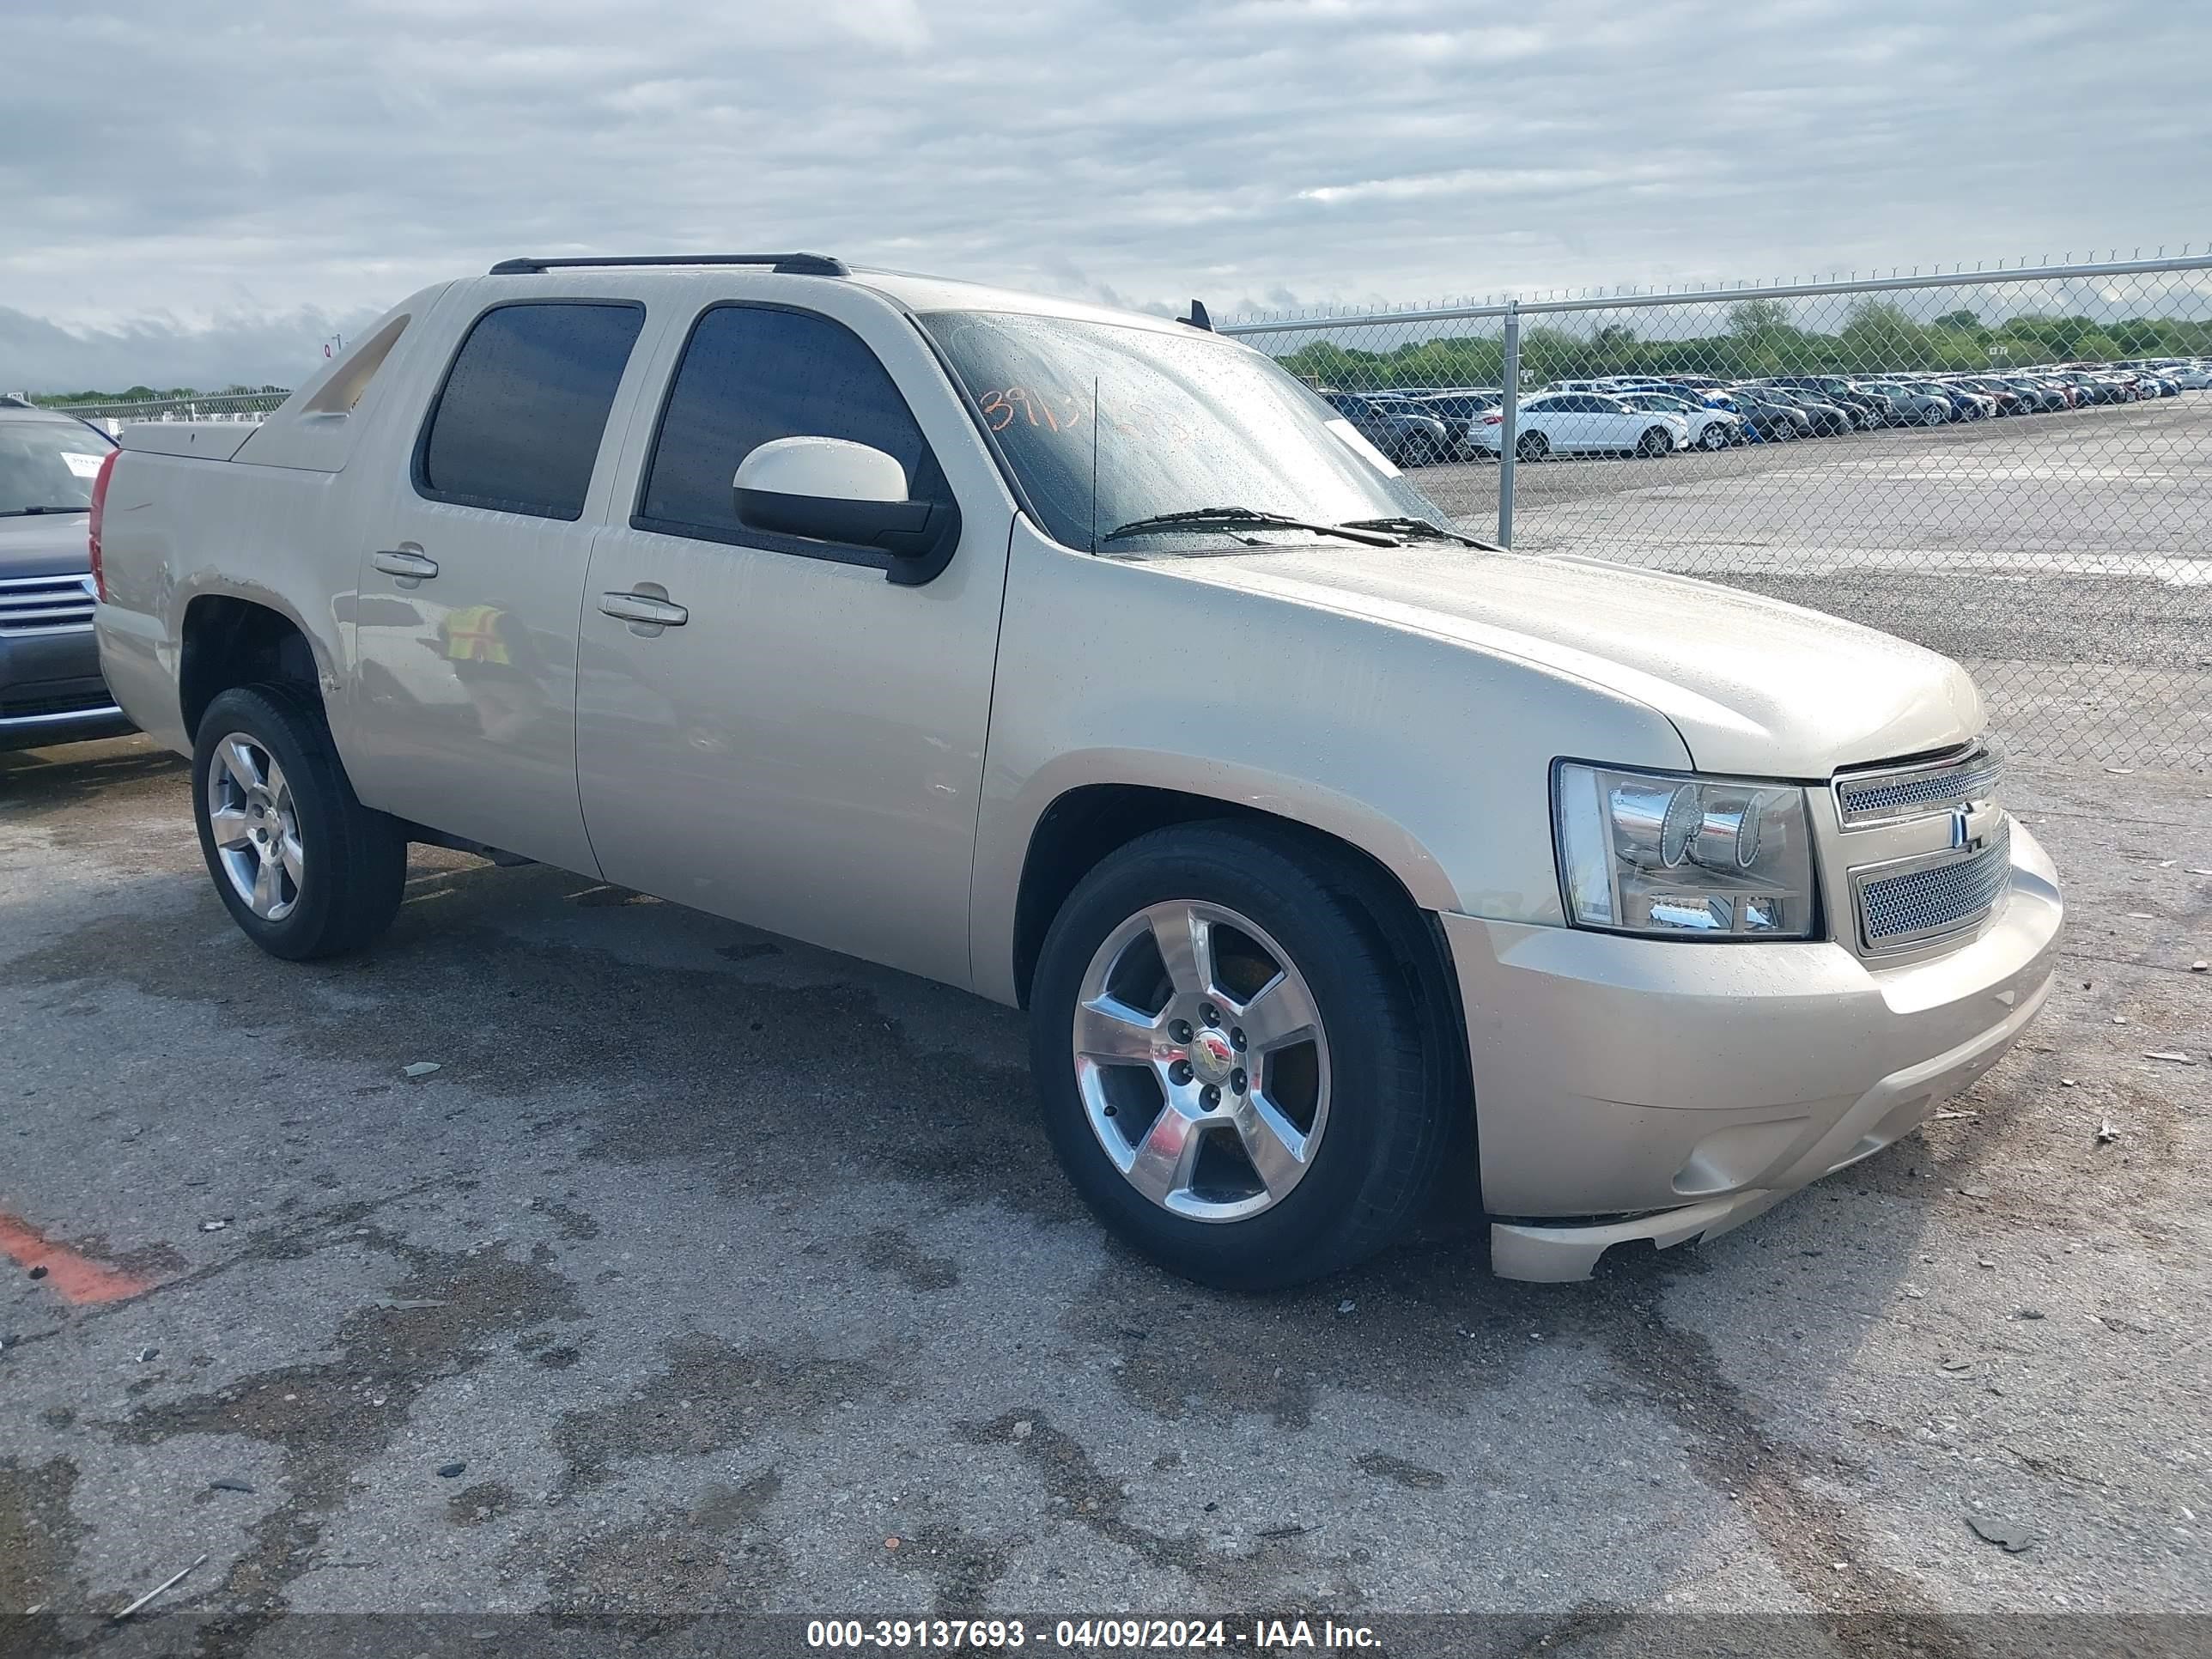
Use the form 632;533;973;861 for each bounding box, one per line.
178;591;331;742
998;775;1458;1013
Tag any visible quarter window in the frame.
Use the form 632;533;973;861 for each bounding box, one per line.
415;301;645;520
635;305;949;557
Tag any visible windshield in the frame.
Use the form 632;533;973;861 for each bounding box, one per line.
0;420;112;515
918;310;1445;550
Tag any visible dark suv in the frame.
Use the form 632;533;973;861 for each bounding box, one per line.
1323;392;1453;467
1;398;131;750
1761;376;1887;429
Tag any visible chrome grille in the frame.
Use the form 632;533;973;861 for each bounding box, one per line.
1856;819;2012;951
1836;745;2000;828
0;572;97;636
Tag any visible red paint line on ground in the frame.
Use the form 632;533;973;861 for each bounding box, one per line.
0;1212;155;1304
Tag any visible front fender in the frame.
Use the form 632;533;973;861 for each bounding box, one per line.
968;520;1694;1006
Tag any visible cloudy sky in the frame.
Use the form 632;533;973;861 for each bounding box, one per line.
6;0;2210;390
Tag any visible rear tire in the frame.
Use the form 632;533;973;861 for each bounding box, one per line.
1516;430;1549;463
1401;434;1437;468
1028;823;1459;1291
192;685;407;961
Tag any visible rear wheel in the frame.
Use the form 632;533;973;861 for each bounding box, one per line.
1029;824;1457;1290
1920;404;1947;425
1516;429;1549;463
193;685;407;961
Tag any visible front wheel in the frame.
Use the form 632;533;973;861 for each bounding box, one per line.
1028;824;1457;1290
193;685;408;960
1698;424;1729;451
1637;426;1672;458
1920;404;1947;425
1400;434;1437;468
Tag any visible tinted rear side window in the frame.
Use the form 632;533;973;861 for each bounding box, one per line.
635;304;948;555
416;301;645;520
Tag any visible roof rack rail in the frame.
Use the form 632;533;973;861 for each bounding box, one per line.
489;252;849;277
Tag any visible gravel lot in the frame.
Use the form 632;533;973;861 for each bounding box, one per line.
1;726;2207;1656
1424;396;2212;771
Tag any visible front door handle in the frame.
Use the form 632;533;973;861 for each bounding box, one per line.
598;591;690;628
371;548;440;580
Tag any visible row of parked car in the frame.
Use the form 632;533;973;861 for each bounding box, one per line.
1324;356;2210;465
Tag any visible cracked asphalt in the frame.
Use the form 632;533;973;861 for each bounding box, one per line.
1;728;2207;1657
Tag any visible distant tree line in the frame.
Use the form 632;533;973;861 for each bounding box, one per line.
1272;300;2212;390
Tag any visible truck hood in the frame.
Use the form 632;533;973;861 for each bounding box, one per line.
1;513;92;579
1172;543;1983;778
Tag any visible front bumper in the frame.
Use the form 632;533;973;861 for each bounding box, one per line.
0;623;131;751
1442;823;2063;1282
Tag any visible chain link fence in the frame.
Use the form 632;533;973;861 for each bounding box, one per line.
49;389;290;434
1224;257;2212;774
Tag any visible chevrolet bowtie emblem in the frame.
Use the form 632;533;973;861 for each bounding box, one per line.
1950;802;2000;850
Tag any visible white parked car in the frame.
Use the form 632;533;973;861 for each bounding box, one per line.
1615;390;1743;451
91;252;2062;1290
1472;392;1688;460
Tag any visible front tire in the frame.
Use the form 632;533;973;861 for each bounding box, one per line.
1698;424;1729;451
1637;426;1671;458
1028;823;1458;1291
193;685;407;961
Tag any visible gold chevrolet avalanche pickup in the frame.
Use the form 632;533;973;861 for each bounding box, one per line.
91;254;2063;1289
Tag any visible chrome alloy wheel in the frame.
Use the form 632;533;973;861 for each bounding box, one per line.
1071;901;1331;1223
206;732;303;921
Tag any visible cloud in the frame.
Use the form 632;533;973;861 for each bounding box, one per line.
0;307;382;396
2;0;2209;389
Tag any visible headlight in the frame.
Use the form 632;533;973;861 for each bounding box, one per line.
1553;762;1820;939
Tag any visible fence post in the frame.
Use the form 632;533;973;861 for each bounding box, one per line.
1496;300;1520;548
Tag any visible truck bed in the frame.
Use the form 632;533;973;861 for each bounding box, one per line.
119;423;260;462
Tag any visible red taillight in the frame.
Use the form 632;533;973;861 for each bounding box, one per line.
1481;413;1504;424
88;447;119;601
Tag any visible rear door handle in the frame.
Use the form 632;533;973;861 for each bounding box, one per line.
598;591;690;628
371;548;440;580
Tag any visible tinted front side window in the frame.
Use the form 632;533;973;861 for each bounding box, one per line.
636;305;947;552
416;302;645;520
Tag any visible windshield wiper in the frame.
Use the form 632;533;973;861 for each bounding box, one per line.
1101;507;1399;548
1339;515;1498;550
0;506;88;518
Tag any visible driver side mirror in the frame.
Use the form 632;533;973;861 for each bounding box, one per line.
732;436;960;586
